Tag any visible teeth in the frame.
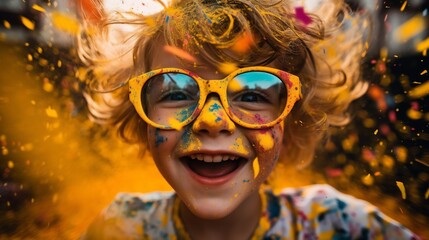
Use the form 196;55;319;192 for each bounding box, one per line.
188;154;240;162
213;155;222;163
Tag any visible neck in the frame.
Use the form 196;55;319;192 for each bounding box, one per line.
179;191;261;240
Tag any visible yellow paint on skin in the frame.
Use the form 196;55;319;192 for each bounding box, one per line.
252;157;259;179
198;110;219;127
168;118;183;130
229;137;249;155
185;135;201;152
255;132;274;151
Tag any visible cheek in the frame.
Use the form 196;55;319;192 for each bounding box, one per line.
147;127;174;154
247;125;284;178
177;127;202;152
250;125;284;154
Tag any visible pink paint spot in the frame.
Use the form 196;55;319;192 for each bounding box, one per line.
188;71;198;78
279;71;292;88
253;114;265;124
294;7;312;25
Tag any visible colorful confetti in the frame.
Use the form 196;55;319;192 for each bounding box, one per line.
294;7;312;25
20;16;35;30
396;181;406;199
231;32;254;54
408;81;429;99
32;4;46;13
163;45;196;63
393;15;425;43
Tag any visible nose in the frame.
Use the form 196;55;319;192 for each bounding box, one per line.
192;96;235;137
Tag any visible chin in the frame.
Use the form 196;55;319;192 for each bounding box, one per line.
184;196;241;220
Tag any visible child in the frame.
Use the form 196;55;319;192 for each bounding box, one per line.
78;0;420;239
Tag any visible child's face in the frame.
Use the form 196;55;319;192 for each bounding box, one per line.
145;43;285;219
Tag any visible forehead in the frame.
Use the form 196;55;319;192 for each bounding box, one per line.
150;41;233;79
148;40;279;79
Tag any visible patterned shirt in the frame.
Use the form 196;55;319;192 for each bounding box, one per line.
81;184;419;239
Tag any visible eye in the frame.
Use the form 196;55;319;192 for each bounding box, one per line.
160;90;193;102
235;91;270;103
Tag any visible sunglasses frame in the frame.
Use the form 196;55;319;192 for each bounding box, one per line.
129;66;301;130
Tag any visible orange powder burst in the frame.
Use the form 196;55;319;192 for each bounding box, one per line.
231;32;254;54
163;45;197;63
218;62;238;75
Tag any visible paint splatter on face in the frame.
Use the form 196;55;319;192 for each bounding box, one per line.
229;137;249;156
255;131;275;151
146;42;285;220
155;129;168;147
178;126;202;152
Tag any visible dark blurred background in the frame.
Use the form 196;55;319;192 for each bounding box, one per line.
0;0;428;238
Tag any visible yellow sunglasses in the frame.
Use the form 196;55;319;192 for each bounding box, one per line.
129;66;301;130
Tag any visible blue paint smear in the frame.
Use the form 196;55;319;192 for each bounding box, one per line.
155;129;167;147
180;126;193;149
208;103;221;112
176;105;196;122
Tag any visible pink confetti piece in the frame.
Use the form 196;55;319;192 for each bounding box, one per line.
294;7;312;25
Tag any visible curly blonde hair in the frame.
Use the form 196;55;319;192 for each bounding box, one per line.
78;0;370;166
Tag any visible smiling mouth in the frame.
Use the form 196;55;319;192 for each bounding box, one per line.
181;154;247;179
